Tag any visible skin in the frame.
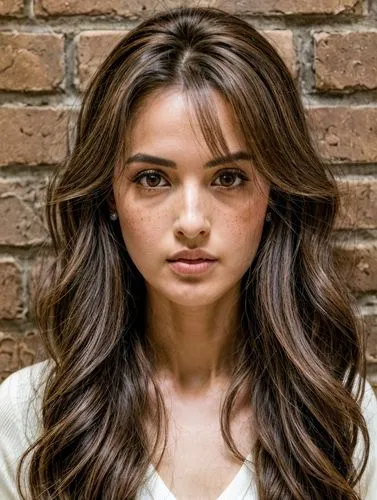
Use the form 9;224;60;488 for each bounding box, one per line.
112;87;270;398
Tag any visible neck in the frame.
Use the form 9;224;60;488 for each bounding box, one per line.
145;285;242;394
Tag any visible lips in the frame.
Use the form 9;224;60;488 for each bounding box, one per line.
168;258;217;275
167;248;217;261
174;258;212;263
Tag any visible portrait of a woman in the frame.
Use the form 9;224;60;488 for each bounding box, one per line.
1;6;377;500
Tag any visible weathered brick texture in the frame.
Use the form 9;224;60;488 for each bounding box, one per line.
34;0;362;17
0;178;48;246
0;33;65;91
0;0;23;16
77;31;128;90
336;178;377;230
314;32;377;91
216;0;362;15
307;107;377;163
0;330;46;382
0;107;69;166
0;260;23;319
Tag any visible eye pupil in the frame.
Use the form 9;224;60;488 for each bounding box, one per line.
146;173;161;187
220;173;235;186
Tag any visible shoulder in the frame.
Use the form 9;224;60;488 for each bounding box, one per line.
0;359;54;445
0;360;54;499
1;359;53;393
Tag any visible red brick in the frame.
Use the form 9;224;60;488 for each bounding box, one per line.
335;178;377;230
314;32;377;91
0;107;69;166
35;0;139;16
306;107;377;163
333;241;377;293
0;0;23;16
0;178;48;246
76;31;127;91
0;33;64;91
263;30;297;79
234;0;362;15
0;260;23;319
0;330;46;381
35;0;362;16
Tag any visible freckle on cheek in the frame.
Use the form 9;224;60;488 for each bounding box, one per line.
124;218;139;230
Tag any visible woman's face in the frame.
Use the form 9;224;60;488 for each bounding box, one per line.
112;88;270;307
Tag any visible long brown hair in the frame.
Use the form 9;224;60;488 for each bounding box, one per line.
18;6;370;499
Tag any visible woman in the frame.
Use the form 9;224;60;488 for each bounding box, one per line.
1;6;376;499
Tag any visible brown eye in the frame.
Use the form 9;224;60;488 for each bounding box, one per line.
144;173;163;187
218;172;238;187
132;170;168;189
213;169;248;189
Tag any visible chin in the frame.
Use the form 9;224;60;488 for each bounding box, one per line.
161;281;234;306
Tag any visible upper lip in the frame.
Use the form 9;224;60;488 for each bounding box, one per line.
167;249;217;261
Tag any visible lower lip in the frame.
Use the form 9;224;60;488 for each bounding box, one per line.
167;259;217;275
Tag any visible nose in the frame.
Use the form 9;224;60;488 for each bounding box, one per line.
173;183;211;240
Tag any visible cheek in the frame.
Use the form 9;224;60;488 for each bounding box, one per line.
117;204;165;266
119;213;149;246
226;200;268;265
229;216;264;260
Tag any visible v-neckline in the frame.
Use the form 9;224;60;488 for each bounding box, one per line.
146;452;254;500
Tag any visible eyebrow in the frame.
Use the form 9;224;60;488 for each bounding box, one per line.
125;150;254;168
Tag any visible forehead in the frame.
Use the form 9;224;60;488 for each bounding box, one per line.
127;87;246;155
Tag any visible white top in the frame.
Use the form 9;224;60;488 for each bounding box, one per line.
137;452;256;499
1;360;377;499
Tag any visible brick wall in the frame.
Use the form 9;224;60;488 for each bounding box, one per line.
0;1;376;388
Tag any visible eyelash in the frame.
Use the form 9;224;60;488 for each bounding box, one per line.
131;168;249;192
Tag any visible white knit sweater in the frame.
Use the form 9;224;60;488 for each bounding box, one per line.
1;360;377;499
